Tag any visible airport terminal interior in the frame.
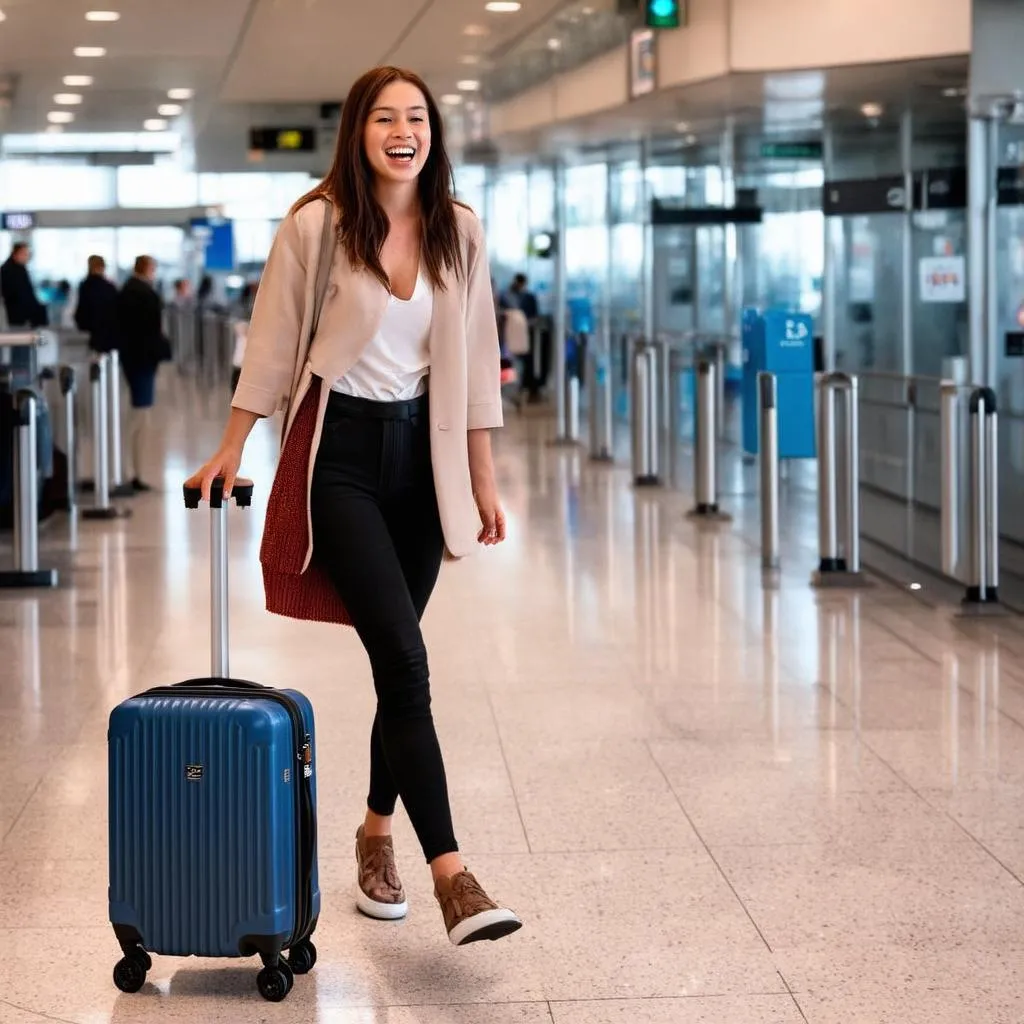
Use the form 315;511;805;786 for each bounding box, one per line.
3;0;1024;1021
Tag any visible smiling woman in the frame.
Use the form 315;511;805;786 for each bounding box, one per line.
187;65;522;950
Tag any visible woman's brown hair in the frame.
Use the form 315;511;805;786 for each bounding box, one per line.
295;65;463;291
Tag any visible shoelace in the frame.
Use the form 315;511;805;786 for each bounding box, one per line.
447;873;495;915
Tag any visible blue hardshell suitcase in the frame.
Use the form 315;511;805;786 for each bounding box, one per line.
107;479;320;1003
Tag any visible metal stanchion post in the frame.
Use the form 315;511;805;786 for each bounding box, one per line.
586;347;614;462
0;390;58;588
106;349;134;498
759;372;780;571
630;339;660;486
959;387;1002;613
565;370;580;445
940;382;961;580
59;366;77;512
687;358;731;521
714;342;727;440
82;356;128;521
811;372;867;587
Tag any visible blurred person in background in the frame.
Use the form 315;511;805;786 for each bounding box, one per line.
117;255;171;492
75;255;120;355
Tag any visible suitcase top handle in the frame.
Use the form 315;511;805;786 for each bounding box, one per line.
183;477;254;510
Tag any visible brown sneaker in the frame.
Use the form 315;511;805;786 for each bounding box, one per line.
434;870;522;946
355;825;408;920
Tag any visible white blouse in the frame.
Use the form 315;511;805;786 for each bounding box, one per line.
332;271;433;400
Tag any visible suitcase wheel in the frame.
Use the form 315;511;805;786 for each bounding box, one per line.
112;948;150;994
286;939;317;976
257;960;294;1002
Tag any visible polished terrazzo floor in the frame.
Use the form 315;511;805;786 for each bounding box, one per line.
1;375;1024;1023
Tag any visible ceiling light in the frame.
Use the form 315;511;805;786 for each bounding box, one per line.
684;133;697;145
167;87;193;100
157;103;183;117
143;118;168;132
0;9;6;21
54;93;83;105
48;111;75;124
74;46;107;57
485;1;521;10
547;37;562;50
45;125;64;134
63;75;94;86
943;86;967;98
457;79;481;91
458;54;481;64
85;10;120;20
860;102;883;118
462;23;488;36
441;94;463;105
675;120;690;132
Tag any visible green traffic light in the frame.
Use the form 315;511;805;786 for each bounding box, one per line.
645;0;680;28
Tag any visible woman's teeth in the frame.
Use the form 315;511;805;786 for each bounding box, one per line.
385;147;415;161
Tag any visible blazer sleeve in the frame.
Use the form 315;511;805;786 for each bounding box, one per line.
231;212;307;418
464;216;504;431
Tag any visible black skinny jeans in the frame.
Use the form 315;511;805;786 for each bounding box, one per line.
309;388;457;863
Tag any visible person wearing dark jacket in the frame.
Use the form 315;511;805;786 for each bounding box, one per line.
1;242;48;333
74;255;119;353
117;255;170;492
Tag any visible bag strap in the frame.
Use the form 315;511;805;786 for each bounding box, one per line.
309;196;335;344
282;197;335;440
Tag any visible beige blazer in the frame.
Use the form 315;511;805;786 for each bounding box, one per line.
232;199;503;577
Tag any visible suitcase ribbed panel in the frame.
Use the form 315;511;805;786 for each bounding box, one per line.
109;695;295;958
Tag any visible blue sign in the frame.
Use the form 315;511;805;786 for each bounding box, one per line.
190;217;235;272
742;308;816;459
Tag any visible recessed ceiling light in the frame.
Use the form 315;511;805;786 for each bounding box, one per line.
85;10;120;20
675;120;690;132
441;94;463;105
485;1;521;10
457;79;481;91
74;46;106;57
48;111;75;124
143;118;168;132
684;133;697;145
157;103;183;117
860;102;883;118
167;87;193;100
45;125;64;134
54;93;83;105
547;37;562;50
63;75;94;86
0;9;6;21
462;23;488;36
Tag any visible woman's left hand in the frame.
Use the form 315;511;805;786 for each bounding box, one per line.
474;485;507;546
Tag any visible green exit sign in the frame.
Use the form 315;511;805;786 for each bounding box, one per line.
760;141;823;160
645;0;683;28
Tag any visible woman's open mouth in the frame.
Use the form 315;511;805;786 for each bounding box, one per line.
384;146;416;164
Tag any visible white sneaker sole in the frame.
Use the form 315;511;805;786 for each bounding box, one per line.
448;907;523;946
356;885;408;921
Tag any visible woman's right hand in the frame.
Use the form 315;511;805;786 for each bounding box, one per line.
185;444;243;503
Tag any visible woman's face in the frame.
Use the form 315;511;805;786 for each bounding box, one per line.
363;79;432;185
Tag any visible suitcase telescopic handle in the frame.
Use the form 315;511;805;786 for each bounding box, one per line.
182;476;254;510
182;476;255;678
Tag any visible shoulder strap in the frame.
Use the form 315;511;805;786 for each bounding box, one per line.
281;198;335;442
309;197;335;343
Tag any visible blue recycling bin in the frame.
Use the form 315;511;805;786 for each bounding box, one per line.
742;308;816;459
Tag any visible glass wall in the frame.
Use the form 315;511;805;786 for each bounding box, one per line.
0;160;319;286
